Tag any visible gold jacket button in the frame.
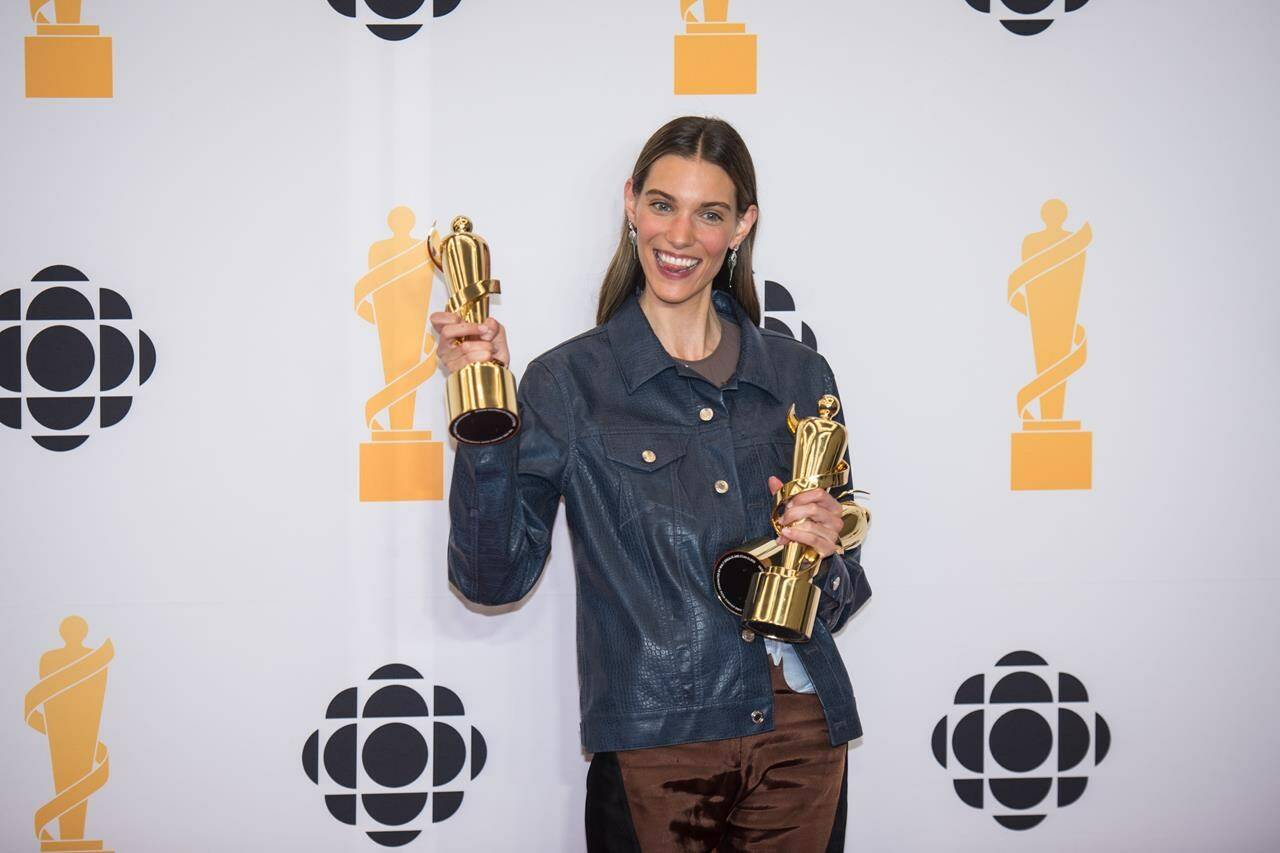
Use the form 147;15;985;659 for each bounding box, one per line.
714;479;729;494
740;628;756;643
641;449;656;463
750;710;765;724
699;407;714;422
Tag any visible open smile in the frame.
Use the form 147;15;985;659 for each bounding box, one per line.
653;249;702;280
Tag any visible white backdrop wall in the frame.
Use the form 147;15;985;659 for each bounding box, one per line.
3;1;1279;850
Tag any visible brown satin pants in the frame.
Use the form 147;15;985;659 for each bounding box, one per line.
599;661;847;852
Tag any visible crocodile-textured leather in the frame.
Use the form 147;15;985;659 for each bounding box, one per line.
448;289;871;753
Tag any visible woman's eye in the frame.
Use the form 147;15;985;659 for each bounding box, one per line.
702;211;724;223
650;201;672;213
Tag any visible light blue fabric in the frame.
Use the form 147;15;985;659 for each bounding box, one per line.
765;638;816;693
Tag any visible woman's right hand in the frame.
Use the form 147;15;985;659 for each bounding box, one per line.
429;312;511;375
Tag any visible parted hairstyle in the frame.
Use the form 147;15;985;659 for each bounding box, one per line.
596;116;761;326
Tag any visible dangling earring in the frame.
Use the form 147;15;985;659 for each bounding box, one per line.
629;222;643;292
727;246;738;278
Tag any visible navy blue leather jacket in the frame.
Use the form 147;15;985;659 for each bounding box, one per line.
448;289;870;753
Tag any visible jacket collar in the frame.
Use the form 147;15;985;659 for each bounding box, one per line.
605;288;783;401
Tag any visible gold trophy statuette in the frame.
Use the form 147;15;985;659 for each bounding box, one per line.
25;0;113;99
717;395;870;643
429;215;519;444
24;616;114;853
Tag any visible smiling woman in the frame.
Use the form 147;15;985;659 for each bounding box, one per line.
598;118;762;331
434;116;869;852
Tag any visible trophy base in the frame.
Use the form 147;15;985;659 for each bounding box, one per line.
714;533;785;616
1011;429;1092;491
25;33;113;99
742;570;820;644
714;551;764;617
41;841;111;852
447;361;519;445
674;33;757;95
359;436;444;502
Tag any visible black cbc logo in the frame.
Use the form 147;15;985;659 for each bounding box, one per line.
302;663;488;846
931;651;1111;830
326;0;463;41
1;265;155;452
963;0;1093;36
762;280;818;350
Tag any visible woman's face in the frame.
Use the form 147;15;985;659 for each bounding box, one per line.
625;154;758;309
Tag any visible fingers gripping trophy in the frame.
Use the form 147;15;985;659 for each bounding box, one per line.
428;216;519;444
714;395;871;643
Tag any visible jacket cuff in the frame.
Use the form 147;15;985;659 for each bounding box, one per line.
816;547;870;633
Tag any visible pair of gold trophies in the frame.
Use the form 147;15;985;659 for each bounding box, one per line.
436;216;870;642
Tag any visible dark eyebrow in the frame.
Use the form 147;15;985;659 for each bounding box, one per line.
644;188;732;211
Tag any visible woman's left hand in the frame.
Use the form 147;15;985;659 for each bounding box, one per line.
768;475;843;558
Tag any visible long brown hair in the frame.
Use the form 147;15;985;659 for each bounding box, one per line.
596;116;761;326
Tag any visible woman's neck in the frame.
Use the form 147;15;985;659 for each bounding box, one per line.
639;286;722;362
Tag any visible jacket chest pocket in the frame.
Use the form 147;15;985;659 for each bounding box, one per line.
742;439;794;524
601;432;692;528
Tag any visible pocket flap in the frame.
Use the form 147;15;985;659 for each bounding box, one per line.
602;432;690;472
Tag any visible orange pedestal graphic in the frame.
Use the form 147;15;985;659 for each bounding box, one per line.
359;436;443;502
25;29;113;98
41;840;111;852
1011;429;1092;491
674;31;757;95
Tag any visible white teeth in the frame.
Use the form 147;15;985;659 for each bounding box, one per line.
657;251;699;269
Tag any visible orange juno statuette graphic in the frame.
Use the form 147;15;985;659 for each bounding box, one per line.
1008;199;1092;490
355;206;444;502
24;616;114;853
675;0;756;95
24;0;113;99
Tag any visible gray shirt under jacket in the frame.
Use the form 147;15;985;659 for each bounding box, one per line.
447;289;870;753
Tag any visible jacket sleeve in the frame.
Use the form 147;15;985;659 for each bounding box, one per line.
817;545;871;634
814;355;873;634
447;360;572;605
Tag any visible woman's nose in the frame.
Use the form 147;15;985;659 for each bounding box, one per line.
667;214;695;247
